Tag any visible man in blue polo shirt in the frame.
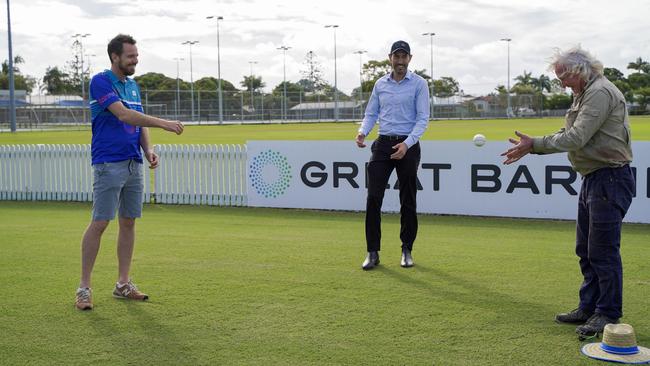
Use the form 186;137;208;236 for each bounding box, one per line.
75;34;184;310
356;40;430;270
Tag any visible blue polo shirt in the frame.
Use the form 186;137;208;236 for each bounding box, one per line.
89;69;143;165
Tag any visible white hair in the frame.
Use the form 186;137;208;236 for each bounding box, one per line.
548;45;604;80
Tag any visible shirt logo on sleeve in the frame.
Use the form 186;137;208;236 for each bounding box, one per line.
98;92;117;105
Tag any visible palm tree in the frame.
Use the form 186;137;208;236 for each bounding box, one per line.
240;75;265;92
514;70;534;87
1;55;25;74
41;66;73;94
537;74;552;93
627;57;649;74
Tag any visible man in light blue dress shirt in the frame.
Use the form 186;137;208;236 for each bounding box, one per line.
355;40;430;270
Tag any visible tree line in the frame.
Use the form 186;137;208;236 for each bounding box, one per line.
2;50;649;113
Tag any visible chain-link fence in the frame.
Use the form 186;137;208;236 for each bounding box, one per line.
1;90;568;131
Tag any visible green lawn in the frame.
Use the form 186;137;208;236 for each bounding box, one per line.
1;117;649;145
1;202;649;365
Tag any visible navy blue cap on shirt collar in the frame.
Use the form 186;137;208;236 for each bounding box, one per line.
390;40;410;55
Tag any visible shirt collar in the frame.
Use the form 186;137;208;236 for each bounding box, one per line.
584;74;600;91
105;69;129;84
388;70;413;82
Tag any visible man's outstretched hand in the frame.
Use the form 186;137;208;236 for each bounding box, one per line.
501;131;533;165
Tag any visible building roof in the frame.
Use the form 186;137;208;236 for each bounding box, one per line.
290;101;362;110
27;95;83;105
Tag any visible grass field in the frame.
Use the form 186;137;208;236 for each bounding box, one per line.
1;118;649;365
1;202;649;365
1;116;649;145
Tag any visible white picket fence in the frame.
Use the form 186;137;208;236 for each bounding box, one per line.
154;144;246;206
0;144;246;206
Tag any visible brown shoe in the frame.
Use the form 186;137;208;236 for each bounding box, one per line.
75;287;93;310
113;280;149;301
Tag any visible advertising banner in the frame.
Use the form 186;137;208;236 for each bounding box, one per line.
247;141;650;223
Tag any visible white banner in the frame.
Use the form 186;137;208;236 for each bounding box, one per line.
246;141;650;223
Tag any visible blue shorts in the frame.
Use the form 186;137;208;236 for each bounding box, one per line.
92;159;144;221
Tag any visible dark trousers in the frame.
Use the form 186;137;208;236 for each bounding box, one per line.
576;165;635;319
365;137;420;252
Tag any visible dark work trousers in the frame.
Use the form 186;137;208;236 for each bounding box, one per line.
576;165;635;320
365;136;421;253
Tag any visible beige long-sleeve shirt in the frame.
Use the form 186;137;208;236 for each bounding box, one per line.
532;75;633;176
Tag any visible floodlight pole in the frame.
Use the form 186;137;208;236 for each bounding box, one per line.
6;0;16;132
73;33;90;122
85;54;96;76
248;61;257;120
500;38;512;117
353;50;366;107
422;32;435;119
325;25;339;121
277;46;291;121
182;40;198;122
207;15;224;124
173;57;184;119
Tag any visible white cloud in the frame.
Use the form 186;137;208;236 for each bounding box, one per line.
1;0;648;95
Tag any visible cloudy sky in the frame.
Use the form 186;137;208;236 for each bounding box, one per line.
2;0;649;95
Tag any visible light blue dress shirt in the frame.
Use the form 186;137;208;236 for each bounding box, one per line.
358;70;430;148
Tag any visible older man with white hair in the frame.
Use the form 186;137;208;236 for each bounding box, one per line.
501;46;634;340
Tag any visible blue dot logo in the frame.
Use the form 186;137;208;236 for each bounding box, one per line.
249;150;292;198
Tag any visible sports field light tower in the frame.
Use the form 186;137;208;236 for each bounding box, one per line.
324;24;339;121
182;40;199;122
422;32;435;119
277;46;291;121
206;15;224;124
5;0;16;132
500;38;512;118
85;53;96;76
72;33;91;121
353;50;366;103
173;57;184;119
248;61;258;119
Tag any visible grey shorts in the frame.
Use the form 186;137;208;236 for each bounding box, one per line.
92;159;144;221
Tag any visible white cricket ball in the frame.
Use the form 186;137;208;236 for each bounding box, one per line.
473;134;486;147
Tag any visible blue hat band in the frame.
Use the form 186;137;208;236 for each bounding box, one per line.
600;343;640;355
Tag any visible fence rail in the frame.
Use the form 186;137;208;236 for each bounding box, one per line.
2;90;527;129
0;144;246;206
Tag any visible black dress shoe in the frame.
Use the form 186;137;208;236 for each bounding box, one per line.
362;251;380;270
555;308;594;324
576;313;619;340
400;249;414;268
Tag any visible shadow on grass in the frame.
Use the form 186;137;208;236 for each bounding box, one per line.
83;301;199;364
375;264;572;335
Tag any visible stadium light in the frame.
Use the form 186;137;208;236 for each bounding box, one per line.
500;38;512;118
72;33;91;122
182;40;199;122
84;54;96;76
248;61;258;120
277;46;291;121
5;0;16;132
422;32;435;119
173;57;185;119
206;15;224;124
324;25;339;121
353;50;366;104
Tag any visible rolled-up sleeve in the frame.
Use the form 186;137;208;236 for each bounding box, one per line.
532;90;610;153
404;79;430;148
